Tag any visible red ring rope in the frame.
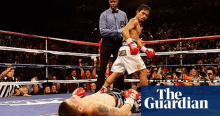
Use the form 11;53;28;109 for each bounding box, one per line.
1;30;220;46
0;30;100;46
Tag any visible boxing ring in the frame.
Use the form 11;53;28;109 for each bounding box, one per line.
0;30;220;116
0;93;72;116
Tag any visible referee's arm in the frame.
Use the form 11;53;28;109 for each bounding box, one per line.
0;67;13;79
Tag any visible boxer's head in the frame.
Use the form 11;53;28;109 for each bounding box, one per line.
59;97;84;116
136;4;151;22
109;0;119;11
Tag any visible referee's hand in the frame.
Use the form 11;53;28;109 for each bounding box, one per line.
8;67;15;70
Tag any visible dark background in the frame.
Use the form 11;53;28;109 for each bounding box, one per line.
1;0;219;39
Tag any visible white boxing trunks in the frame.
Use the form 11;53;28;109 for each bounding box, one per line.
111;40;146;74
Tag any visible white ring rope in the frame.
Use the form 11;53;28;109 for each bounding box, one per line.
0;79;219;85
0;46;99;57
0;46;220;57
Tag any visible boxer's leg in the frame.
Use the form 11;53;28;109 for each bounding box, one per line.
139;68;148;86
104;72;123;88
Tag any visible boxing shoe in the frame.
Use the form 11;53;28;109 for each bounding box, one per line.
72;87;86;97
97;86;108;94
126;38;140;55
141;46;155;59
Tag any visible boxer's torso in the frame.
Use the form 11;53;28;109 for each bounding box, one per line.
123;18;142;41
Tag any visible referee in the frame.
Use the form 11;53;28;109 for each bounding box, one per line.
0;67;21;97
96;0;128;91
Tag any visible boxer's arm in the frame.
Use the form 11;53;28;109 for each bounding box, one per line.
122;19;138;40
92;103;132;116
123;19;140;55
137;38;144;48
137;38;155;58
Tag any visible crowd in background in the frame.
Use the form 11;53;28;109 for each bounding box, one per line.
1;0;220;97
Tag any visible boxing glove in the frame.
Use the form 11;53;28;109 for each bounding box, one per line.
124;89;140;106
72;87;86;97
126;38;140;55
141;46;155;59
131;96;141;113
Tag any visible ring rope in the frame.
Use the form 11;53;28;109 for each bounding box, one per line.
0;63;219;68
0;46;99;57
0;79;219;85
0;30;100;46
1;46;219;57
1;30;220;46
0;63;100;69
141;49;220;56
142;35;220;44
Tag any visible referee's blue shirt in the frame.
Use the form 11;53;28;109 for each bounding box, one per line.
99;8;128;41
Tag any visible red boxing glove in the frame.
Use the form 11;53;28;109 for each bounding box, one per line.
126;38;140;55
124;89;140;101
141;46;155;59
72;87;86;97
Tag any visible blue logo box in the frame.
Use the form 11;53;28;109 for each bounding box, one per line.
141;86;220;116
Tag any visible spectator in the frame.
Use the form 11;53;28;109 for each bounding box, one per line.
90;83;96;93
27;76;43;94
56;83;63;93
0;67;22;97
30;84;43;95
68;69;79;93
51;84;58;94
96;0;128;91
52;76;57;80
79;58;96;92
160;72;174;86
175;68;194;86
146;68;152;80
62;76;69;93
189;68;200;86
44;85;51;94
149;68;161;86
19;85;31;96
203;67;220;85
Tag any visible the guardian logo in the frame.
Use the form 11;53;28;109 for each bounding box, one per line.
144;88;208;109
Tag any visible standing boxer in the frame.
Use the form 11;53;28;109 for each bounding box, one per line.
99;4;155;93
